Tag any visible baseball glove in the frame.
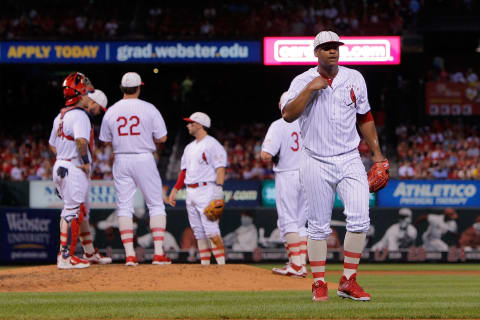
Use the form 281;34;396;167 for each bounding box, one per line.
204;199;224;221
367;159;390;193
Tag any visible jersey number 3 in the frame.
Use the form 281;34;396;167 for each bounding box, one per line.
291;132;299;151
117;116;141;136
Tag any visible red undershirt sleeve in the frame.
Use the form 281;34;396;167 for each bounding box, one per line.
357;110;374;124
174;169;186;190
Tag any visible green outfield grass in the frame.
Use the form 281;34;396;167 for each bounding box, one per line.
0;264;479;319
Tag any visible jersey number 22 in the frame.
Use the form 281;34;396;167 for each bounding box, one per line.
117;116;141;136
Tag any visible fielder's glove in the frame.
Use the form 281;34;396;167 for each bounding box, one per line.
204;185;225;221
367;159;390;193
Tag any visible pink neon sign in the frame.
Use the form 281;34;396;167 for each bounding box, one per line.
264;36;401;65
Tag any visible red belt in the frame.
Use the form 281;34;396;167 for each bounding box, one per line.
58;158;72;162
186;182;208;188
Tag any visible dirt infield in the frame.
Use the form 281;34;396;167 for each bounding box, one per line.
0;264;478;293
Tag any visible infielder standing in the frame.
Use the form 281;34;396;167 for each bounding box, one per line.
50;72;112;269
282;31;388;301
99;72;170;266
261;92;308;278
168;112;227;265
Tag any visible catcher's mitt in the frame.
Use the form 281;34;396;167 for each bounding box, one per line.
367;159;390;193
204;199;224;221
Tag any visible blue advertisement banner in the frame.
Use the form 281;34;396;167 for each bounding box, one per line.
0;208;59;262
378;180;480;207
164;180;260;207
0;41;260;63
110;41;260;63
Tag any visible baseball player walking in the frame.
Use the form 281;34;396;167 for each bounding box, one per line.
99;72;170;266
261;92;308;278
49;72;112;269
168;112;227;265
282;31;389;301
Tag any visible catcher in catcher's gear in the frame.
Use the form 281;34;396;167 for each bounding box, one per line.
168;112;228;265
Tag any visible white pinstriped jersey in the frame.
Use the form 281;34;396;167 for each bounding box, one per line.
99;98;167;154
181;135;227;184
48;109;92;161
262;118;301;172
281;66;370;157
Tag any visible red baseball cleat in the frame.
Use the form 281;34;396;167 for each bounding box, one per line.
125;256;138;266
337;274;371;301
152;254;172;265
312;280;329;302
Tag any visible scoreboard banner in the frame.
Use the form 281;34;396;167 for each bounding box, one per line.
264;36;401;65
426;81;480;115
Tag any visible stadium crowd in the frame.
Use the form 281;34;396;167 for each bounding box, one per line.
395;120;480;179
1;0;426;40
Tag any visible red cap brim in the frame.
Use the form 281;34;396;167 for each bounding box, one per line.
183;118;195;123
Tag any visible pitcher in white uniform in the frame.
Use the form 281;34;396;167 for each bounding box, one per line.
99;72;170;266
49;72;112;269
168;112;227;265
261;92;308;278
282;31;387;302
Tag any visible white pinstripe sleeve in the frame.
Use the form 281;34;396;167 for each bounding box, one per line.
262;121;281;156
355;72;371;115
152;108;168;139
280;76;310;111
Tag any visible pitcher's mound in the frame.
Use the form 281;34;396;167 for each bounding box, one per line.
0;264;337;292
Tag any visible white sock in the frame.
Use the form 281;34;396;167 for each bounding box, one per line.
150;215;166;255
300;236;308;267
285;233;301;267
308;238;327;283
208;235;225;265
118;216;135;257
197;238;211;265
343;232;366;280
79;220;95;255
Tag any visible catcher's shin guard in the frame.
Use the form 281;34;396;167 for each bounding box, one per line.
69;203;87;256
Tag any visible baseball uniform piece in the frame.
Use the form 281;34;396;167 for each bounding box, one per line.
99;98;168;218
181;135;227;239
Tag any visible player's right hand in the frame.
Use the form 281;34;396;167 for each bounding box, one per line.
76;163;91;177
168;188;177;207
307;76;329;91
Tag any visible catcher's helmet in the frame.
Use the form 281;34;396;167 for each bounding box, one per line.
62;72;94;106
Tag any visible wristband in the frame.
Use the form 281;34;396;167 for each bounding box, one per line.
81;154;90;164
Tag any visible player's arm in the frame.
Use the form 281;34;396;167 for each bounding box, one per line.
260;151;272;162
154;136;167;144
357;114;385;163
49;145;57;156
282;77;328;122
215;167;225;186
75;138;90;176
168;169;185;207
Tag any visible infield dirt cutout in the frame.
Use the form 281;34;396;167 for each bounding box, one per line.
0;264;478;293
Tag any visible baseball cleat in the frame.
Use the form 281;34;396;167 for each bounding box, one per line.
125;256;138;266
272;263;289;276
83;249;112;264
337;274;371;301
57;255;90;270
312;280;329;302
152;254;172;265
286;263;304;278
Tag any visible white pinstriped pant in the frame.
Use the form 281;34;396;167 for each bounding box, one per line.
299;148;370;241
